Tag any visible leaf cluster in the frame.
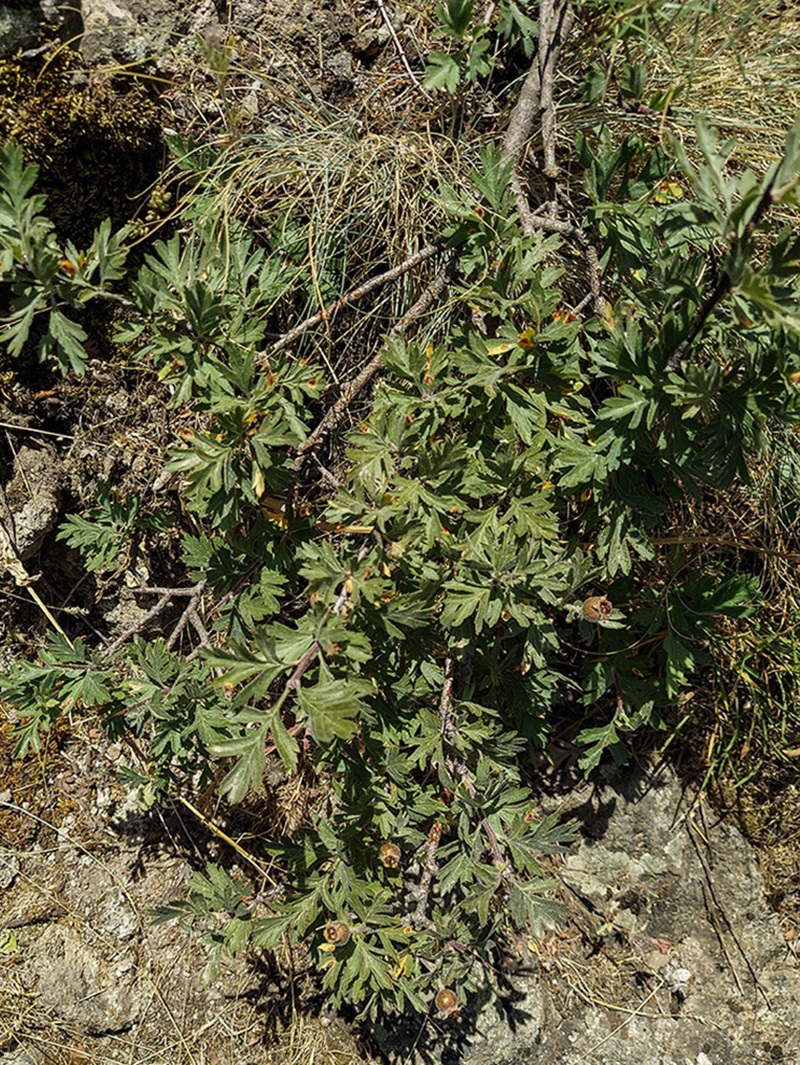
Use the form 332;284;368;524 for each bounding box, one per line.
0;143;129;374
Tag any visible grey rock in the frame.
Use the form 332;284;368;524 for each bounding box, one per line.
0;443;62;561
79;0;147;64
79;0;217;64
386;766;800;1065
0;5;40;57
325;50;353;82
31;925;141;1034
96;888;139;941
0;1;79;59
0;850;19;889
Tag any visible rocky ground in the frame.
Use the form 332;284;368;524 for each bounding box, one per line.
2;735;798;1064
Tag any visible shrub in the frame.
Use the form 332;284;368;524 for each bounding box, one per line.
2;2;800;1025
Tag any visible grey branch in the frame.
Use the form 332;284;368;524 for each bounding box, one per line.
266;243;439;359
293;251;455;467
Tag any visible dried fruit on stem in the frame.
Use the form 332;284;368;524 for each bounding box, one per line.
323;921;351;947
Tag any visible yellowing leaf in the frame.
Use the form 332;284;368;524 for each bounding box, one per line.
0;930;18;954
485;340;515;356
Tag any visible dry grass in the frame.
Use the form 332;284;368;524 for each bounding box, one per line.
158;39;485;390
648;0;800;163
265;1013;377;1065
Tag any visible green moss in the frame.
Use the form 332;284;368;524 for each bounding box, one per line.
0;52;163;244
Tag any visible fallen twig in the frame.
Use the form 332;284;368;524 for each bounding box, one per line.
511;174;604;312
266;243;439;359
293;251;455;467
652;535;800;561
167;587;210;651
502;55;543;167
376;0;429;94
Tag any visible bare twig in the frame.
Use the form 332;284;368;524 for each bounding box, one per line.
166;585;209;651
501;55;543;167
104;581;207;656
293;252;455;467
501;0;573;179
511;172;604;312
663;165;782;373
688;813;772;1008
438;655;456;742
138;584;204;597
103;593;171;654
376;0;429;94
266;243;439;359
176;796;277;884
410;820;443;928
501;4;602;313
538;0;574;194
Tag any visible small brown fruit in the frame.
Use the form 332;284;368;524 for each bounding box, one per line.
582;596;613;623
435;988;458;1016
379;842;402;869
323;921;351;947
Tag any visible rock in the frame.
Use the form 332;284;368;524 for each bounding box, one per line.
383;765;800;1064
325;50;353;83
79;0;148;64
79;0;218;64
0;4;40;58
0;1;79;59
0;850;19;889
0;442;63;561
31;925;141;1035
96;888;138;941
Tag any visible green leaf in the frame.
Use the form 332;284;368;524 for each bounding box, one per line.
45;309;89;375
296;669;368;744
212;726;268;804
423;51;462;92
